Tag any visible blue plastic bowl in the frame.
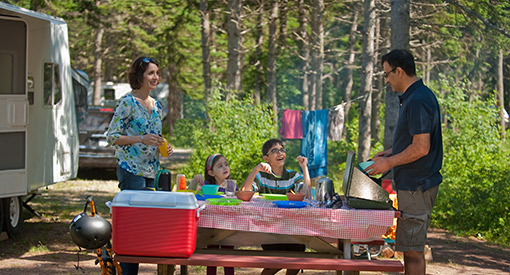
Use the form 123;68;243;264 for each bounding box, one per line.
358;160;374;174
202;184;220;195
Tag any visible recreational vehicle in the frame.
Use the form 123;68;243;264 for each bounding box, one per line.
0;3;80;236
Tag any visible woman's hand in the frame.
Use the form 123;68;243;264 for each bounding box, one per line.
141;133;165;146
166;144;174;156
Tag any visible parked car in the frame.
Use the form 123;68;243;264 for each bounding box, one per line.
73;78;169;169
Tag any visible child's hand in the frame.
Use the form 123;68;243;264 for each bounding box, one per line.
297;156;308;168
257;162;272;174
193;174;204;187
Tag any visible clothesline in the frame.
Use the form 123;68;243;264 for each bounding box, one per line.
328;92;371;110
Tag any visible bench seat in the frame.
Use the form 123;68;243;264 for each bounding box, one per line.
115;251;404;272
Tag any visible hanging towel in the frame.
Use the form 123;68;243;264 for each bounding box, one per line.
300;109;328;178
327;104;345;141
279;109;303;139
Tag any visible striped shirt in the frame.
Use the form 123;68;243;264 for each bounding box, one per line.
252;167;303;194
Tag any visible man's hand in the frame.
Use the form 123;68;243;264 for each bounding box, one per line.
372;148;392;161
366;157;392;176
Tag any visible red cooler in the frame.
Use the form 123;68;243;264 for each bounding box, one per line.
112;190;203;257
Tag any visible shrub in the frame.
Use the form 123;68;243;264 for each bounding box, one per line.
168;118;204;148
431;76;510;245
179;86;277;183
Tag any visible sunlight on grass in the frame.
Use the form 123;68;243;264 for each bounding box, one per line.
28;241;50;253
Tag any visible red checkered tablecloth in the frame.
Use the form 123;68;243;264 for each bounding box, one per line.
197;198;396;241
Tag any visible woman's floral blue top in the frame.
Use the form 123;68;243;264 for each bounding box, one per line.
106;93;163;178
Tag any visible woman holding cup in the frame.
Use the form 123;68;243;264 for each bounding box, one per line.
106;57;173;274
107;56;173;191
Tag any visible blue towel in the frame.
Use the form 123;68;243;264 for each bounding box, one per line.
300;110;328;178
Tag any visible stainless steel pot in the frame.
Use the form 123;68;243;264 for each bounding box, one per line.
316;177;334;202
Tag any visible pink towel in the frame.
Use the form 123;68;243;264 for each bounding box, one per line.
279;109;303;139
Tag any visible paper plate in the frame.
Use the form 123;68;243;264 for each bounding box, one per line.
206;198;242;206
272;201;308;208
261;194;288;200
177;190;197;194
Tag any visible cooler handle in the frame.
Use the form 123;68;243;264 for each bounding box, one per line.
196;205;206;219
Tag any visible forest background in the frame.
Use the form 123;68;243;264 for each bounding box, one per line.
6;0;510;247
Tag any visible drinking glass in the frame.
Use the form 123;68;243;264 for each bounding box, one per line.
225;179;237;197
296;183;311;199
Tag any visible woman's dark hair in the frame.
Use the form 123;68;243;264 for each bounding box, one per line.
204;154;229;184
128;57;160;90
262;139;284;156
381;49;416;77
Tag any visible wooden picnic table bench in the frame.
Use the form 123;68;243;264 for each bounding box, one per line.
115;248;404;275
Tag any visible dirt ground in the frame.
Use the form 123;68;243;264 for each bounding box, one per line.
1;152;509;274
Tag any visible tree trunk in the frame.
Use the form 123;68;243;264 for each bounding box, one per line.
92;26;104;106
297;0;310;110
343;7;359;137
278;0;288;50
200;0;212;111
310;0;324;110
498;48;506;138
252;0;264;104
358;0;376;162
426;43;431;85
166;64;181;136
226;0;243;96
384;0;409;150
267;0;278;123
371;14;382;145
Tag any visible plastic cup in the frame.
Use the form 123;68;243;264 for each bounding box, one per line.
158;138;169;157
225;180;237;197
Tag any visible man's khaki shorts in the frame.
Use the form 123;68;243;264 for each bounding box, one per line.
395;185;439;252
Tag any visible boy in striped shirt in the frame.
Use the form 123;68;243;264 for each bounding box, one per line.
242;138;312;275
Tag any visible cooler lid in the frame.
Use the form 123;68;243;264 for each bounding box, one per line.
112;190;199;209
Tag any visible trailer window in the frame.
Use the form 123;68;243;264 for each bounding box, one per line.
43;63;62;106
0;132;25;170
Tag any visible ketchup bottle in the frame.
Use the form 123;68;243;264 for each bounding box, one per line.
179;175;187;190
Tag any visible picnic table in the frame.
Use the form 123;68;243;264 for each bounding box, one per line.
116;196;402;275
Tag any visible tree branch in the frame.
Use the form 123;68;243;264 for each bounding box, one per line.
444;0;510;39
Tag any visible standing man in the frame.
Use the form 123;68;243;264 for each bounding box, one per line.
366;49;443;275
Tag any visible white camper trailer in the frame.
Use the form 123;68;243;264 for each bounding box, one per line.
0;3;79;236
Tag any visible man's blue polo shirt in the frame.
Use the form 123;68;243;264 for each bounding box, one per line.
392;79;443;191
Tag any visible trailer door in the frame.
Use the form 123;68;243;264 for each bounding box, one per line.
0;17;28;197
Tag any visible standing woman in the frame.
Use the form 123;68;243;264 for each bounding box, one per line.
106;57;173;275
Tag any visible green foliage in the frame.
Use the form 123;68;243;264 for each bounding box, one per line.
431;76;510;245
166;118;202;148
179;86;277;182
